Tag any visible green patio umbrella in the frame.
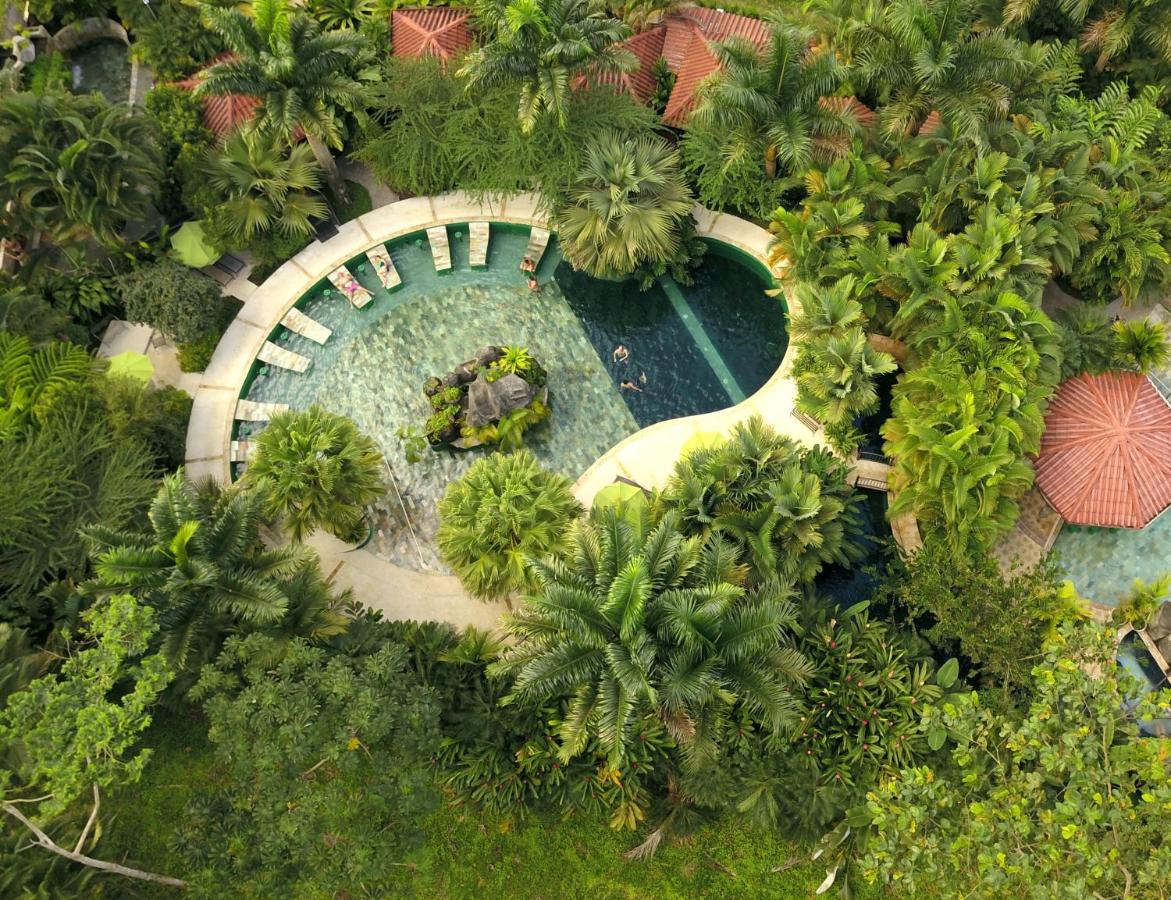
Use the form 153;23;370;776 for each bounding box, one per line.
106;351;153;383
681;430;725;455
592;481;649;530
170;220;219;267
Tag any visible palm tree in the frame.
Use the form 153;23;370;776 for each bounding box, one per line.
245;406;385;544
460;0;635;133
198;0;368;204
1113;319;1169;373
437;450;582;602
555;131;694;279
84;474;306;671
1002;0;1171;72
690;20;859;180
850;0;1027;141
794;327;897;426
491;510;812;767
1112;575;1170;630
0;92;162;248
1056;305;1116;379
788;277;865;344
663;416;867;585
203;128;328;243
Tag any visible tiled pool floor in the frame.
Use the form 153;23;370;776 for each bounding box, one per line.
1053;511;1171;607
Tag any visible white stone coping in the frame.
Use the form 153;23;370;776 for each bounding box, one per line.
185;191;814;500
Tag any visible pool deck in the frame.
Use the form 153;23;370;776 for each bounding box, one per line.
183;192;845;628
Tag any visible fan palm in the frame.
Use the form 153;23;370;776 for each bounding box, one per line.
204;128;328;243
787;277;866;344
850;0;1027;141
555;131;694;279
663;416;867;585
437;450;581;601
84;474;306;671
460;0;634;133
690;20;859;180
491;510;812;767
794;327;898;426
0;92;162;248
198;0;369;204
245;406;385;543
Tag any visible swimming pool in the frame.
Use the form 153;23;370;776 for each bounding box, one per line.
1052;511;1171;608
236;224;787;571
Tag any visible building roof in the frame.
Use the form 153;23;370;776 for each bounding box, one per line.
590;26;665;104
177;56;263;140
391;8;473;63
1034;372;1171;528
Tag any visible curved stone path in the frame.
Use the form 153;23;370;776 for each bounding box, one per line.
184;192;826;628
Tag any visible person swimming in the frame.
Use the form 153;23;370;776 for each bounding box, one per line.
619;379;642;392
613;345;629;363
527;274;540;292
520;256;536;273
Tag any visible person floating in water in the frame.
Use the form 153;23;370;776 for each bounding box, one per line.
520;256;536;273
619;379;642;392
612;345;629;363
527;274;540;292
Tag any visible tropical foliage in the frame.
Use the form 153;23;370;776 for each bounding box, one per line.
437;451;581;602
115;259;224;347
555;132;695;282
245;406;385;543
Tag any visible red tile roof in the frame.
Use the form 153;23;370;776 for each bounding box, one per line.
662;26;720;126
590;26;665;104
1034;373;1171;528
391;8;473;63
177;56;263;140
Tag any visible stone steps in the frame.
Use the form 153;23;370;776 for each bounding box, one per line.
280;308;332;345
427;225;452;273
257;340;311;373
469;221;490;269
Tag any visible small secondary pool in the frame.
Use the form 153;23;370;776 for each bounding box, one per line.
1053;511;1171;607
238;224;786;571
1117;632;1171;737
68;39;131;103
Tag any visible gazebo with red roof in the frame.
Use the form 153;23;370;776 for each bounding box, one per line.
177;57;263;140
1034;372;1171;529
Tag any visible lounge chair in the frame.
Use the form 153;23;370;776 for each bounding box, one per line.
365;245;402;292
328;266;372;309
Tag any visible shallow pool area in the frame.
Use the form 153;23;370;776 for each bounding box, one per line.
68;39;131;103
237;224;786;571
1053;511;1171;607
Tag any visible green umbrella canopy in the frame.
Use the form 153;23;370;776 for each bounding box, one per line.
170;220;219;267
106;351;154;383
681;431;725;455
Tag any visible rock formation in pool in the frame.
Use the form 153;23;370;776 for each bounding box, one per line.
423;345;550;451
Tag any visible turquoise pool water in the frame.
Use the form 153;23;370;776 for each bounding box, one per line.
1052;512;1171;608
238;225;785;571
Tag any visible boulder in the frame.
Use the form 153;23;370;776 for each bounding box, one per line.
465;373;538;427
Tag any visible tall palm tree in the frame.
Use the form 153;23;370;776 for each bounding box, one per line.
198;0;368;204
437;450;582;603
0;92;162;248
850;0;1027;141
84;474;306;671
244;406;384;544
203;128;328;243
555;131;694;279
690;20;859;180
460;0;635;133
491;510;812;767
794;327;897;426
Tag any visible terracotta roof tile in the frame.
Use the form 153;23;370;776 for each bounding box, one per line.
591;26;666;104
662;27;721;126
391;8;473;63
1034;373;1171;528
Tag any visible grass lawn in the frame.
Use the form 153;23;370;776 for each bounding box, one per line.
102;712;879;899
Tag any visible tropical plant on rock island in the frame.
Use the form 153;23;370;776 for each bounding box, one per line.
663;416;866;585
437;450;581;602
492;509;813;768
1112;318;1170;373
246;406;385;543
555;131;695;283
459;0;635;133
198;0;370;204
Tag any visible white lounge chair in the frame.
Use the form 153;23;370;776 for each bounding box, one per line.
522;226;550;271
328;266;372;309
365;245;402;292
469;222;490;269
426;226;452;273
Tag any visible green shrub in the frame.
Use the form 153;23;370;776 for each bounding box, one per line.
116;258;222;346
119;0;223;81
97;377;193;472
